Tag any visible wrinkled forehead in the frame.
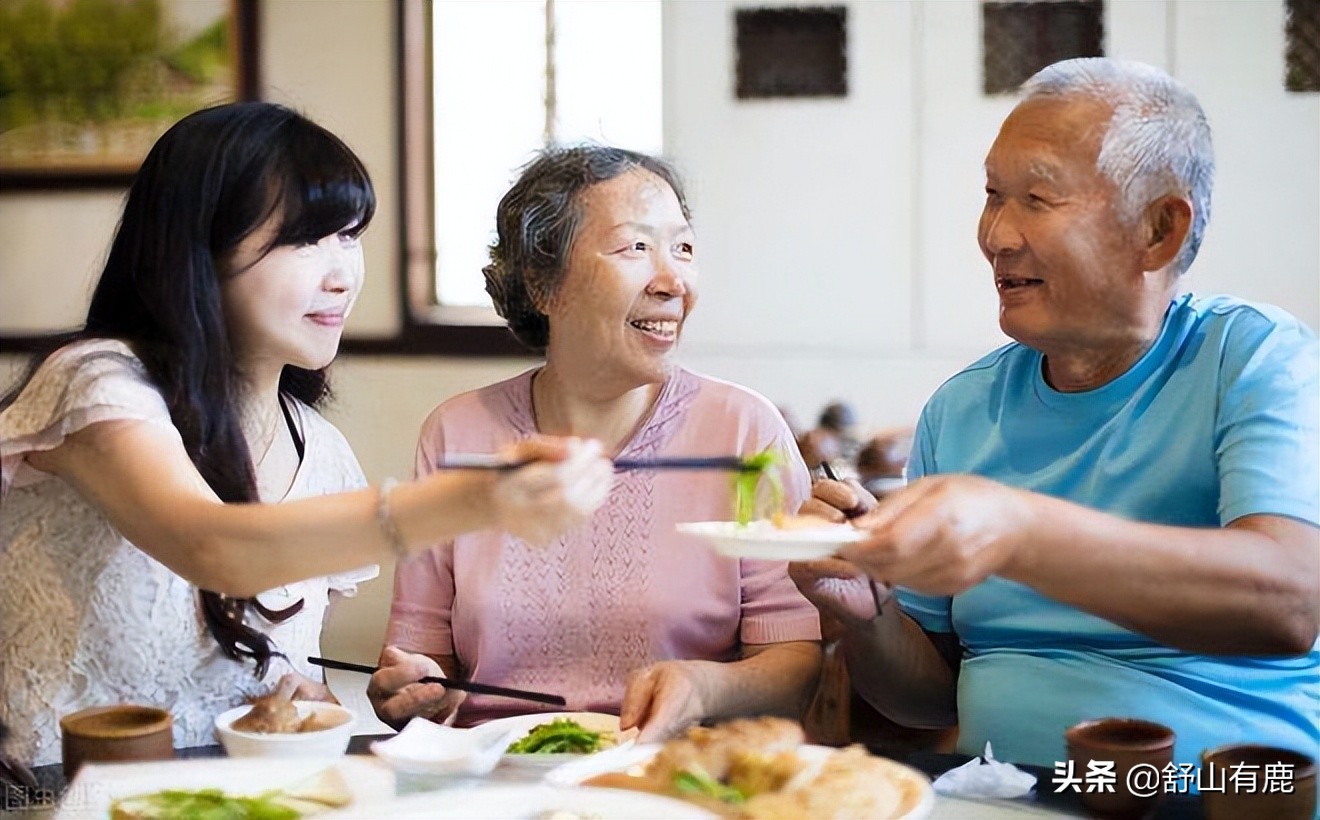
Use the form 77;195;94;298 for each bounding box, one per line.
985;96;1113;178
575;168;689;231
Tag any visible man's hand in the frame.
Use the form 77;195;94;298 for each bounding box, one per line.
788;557;891;627
619;660;717;742
800;477;876;522
840;474;1035;595
366;646;466;730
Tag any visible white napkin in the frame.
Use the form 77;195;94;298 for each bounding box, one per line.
369;718;517;776
932;743;1036;799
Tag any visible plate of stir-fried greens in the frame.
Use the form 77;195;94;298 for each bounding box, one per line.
676;450;866;560
487;712;636;768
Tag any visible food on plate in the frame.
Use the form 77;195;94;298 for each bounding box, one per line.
583;717;924;819
231;692;349;734
733;450;784;526
506;718;618;754
770;514;837;531
110;767;351;819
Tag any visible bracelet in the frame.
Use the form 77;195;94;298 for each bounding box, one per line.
376;478;409;560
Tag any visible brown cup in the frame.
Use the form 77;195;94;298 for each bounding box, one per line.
60;704;174;779
1065;717;1176;818
1200;744;1317;820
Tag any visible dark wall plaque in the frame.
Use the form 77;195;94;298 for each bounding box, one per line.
736;6;847;99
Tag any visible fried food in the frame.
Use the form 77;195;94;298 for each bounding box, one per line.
583;717;924;819
230;692;348;734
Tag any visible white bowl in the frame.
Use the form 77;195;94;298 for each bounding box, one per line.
214;701;355;758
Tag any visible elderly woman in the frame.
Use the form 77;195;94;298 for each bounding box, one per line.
369;146;822;741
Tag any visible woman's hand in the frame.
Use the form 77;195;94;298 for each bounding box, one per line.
491;437;615;544
366;646;465;730
619;660;717;742
272;671;339;704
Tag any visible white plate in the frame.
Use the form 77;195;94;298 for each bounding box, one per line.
481;711;635;769
55;755;394;819
486;712;634;769
547;743;935;819
331;783;715;819
677;520;866;560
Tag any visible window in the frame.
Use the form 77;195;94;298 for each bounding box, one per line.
417;0;662;330
982;1;1104;95
1285;0;1320;93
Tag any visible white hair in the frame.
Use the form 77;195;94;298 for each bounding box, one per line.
1021;58;1214;275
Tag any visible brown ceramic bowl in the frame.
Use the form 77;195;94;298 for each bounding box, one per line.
1065;717;1175;818
60;704;174;778
1200;744;1316;820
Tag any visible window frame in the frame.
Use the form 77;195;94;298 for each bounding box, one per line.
340;0;528;356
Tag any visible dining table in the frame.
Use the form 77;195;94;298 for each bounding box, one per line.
11;733;1206;819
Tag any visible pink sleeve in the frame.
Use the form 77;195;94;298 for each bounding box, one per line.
382;412;457;655
738;411;822;644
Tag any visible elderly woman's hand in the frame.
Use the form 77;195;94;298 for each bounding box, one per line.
838;474;1035;596
619;659;718;743
492;437;615;544
367;646;465;730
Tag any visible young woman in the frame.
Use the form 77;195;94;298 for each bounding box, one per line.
0;103;613;767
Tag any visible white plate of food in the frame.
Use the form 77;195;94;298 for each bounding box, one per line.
330;783;714;819
677;518;866;561
547;716;934;819
478;711;636;770
56;756;393;819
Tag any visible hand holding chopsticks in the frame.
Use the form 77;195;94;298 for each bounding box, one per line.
309;656;566;707
434;454;761;473
818;461;888;618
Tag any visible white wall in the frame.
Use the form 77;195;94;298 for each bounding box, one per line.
2;0;1316;662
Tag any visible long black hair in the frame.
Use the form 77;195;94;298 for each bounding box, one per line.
6;102;375;676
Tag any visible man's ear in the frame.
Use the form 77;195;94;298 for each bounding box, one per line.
1141;195;1193;272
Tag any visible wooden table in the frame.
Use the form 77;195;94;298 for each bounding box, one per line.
11;736;1205;818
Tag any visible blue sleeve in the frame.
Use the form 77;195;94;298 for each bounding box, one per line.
895;407;955;633
1215;312;1319;527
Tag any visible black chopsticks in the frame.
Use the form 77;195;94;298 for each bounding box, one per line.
818;461;886;618
432;455;759;472
309;657;566;707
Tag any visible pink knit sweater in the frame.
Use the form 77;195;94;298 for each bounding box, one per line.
385;367;820;725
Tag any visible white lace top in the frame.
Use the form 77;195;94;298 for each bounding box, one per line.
0;340;378;766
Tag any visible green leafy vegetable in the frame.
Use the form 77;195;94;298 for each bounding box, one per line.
505;718;608;754
672;770;747;804
733;449;784;526
110;788;302;820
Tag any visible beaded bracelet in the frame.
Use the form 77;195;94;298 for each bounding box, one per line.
376;478;409;560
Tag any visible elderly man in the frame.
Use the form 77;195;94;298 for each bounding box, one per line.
792;57;1318;767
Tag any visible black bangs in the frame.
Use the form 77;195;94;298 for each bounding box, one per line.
267;118;376;248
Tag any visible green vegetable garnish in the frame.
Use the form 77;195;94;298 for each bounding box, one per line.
733;450;784;526
505;718;607;754
672;770;747;804
111;788;302;820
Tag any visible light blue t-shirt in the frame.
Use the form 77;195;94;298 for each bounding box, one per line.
898;293;1320;767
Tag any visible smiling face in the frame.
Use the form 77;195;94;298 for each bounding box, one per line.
543;169;698;390
979;96;1153;356
220;216;365;375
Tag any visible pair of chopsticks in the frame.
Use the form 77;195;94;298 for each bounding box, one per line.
818;461;887;617
309;657;566;707
433;454;760;472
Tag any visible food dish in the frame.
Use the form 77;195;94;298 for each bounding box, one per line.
547;717;934;819
215;701;355;758
676;520;866;561
55;756;393;820
327;784;716;819
479;712;636;769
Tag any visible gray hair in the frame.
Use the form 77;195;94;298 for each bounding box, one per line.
1021;58;1214;275
484;145;691;353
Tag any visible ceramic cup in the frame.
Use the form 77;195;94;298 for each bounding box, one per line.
60;704;174;779
1065;717;1176;818
1200;744;1316;820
